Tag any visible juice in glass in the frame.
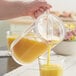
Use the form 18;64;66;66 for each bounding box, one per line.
7;34;18;47
39;40;63;76
40;64;63;76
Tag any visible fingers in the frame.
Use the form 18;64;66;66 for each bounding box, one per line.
26;0;52;18
34;10;44;18
38;1;52;9
34;7;47;18
34;7;51;18
34;0;52;9
37;1;52;13
34;1;51;18
39;8;44;12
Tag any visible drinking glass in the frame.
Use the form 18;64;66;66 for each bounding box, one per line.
38;56;64;76
6;31;20;54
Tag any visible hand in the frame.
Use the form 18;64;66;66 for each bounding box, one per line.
23;0;51;18
0;0;51;20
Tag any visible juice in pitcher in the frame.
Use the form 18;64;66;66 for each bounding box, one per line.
11;32;49;64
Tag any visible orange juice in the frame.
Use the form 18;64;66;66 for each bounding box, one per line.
7;35;18;47
7;33;35;47
7;33;48;63
47;40;60;65
40;64;63;76
12;37;48;63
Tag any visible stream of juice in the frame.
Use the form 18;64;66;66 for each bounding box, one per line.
40;40;63;76
47;40;60;65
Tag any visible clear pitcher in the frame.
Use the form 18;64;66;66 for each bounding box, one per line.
10;12;65;65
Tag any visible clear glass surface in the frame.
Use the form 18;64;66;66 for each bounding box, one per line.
10;13;65;65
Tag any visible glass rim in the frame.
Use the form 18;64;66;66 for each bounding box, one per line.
38;55;65;65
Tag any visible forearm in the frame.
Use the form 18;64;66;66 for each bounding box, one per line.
0;0;27;20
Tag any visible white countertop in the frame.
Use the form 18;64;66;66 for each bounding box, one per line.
3;51;76;76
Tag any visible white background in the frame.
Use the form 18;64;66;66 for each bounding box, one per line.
47;0;76;12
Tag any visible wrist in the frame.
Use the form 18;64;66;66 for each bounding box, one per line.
10;1;28;17
21;2;30;16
